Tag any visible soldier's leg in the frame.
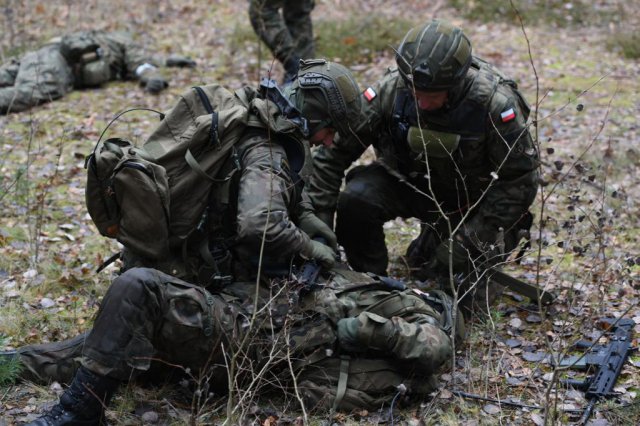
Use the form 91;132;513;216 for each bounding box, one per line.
12;332;88;384
26;267;243;425
336;163;437;275
249;0;295;65
282;0;315;59
81;268;241;382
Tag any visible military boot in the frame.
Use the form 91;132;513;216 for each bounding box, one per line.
26;366;119;426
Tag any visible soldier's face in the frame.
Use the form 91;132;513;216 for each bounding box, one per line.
309;127;336;147
414;90;448;111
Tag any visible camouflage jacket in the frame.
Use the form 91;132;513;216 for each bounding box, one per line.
309;58;540;242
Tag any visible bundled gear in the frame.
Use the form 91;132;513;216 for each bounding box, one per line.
14;266;460;415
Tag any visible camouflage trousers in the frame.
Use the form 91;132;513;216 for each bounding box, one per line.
248;0;315;67
335;163;513;320
0;44;74;114
15;267;452;403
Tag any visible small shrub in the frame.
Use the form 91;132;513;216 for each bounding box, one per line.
606;30;640;59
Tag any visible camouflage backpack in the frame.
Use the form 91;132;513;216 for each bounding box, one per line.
85;81;306;263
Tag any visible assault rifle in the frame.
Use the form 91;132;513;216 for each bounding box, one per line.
560;318;636;425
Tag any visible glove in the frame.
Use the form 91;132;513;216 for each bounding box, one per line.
165;54;197;68
298;212;338;250
306;240;337;269
315;210;335;230
139;71;168;94
435;235;472;273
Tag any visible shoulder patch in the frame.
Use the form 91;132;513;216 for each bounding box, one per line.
500;107;516;122
363;87;377;102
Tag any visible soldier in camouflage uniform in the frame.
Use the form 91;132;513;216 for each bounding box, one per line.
308;20;539;313
0;30;195;115
249;0;315;83
8;60;460;425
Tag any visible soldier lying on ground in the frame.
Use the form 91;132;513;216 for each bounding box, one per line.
0;30;196;115
1;60;463;425
308;19;540;315
249;0;315;83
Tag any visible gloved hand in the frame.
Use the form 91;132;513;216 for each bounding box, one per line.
165;54;197;68
307;240;337;269
435;235;472;273
315;210;335;230
298;212;338;250
139;71;168;94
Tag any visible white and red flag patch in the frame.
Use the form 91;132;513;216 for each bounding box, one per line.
500;108;516;122
363;87;377;102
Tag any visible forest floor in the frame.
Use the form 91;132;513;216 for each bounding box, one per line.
1;0;639;425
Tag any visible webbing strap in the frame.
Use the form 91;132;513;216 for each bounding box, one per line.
184;149;239;184
333;355;350;412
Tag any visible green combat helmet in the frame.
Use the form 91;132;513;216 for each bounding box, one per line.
396;19;472;92
288;59;362;137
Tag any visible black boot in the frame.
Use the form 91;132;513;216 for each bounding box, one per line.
26;366;119;426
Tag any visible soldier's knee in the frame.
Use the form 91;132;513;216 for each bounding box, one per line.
108;267;161;301
337;186;381;221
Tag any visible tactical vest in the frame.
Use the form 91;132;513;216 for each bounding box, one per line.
387;58;531;209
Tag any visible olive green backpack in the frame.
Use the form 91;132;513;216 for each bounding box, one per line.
85;82;306;262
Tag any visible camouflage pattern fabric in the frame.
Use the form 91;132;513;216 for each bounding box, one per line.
66;30;160;85
0;58;20;87
248;0;315;71
15;265;454;412
0;44;73;114
309;60;539;279
0;31;157;114
230;130;318;280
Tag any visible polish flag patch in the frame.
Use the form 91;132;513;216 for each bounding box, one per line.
363;87;377;102
500;108;516;122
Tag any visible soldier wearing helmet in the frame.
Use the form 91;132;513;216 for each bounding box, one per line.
0;30;197;115
308;20;540;315
7;62;461;424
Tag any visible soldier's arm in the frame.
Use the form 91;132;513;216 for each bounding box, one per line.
307;135;366;224
235;137;317;260
307;76;389;225
465;85;540;245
